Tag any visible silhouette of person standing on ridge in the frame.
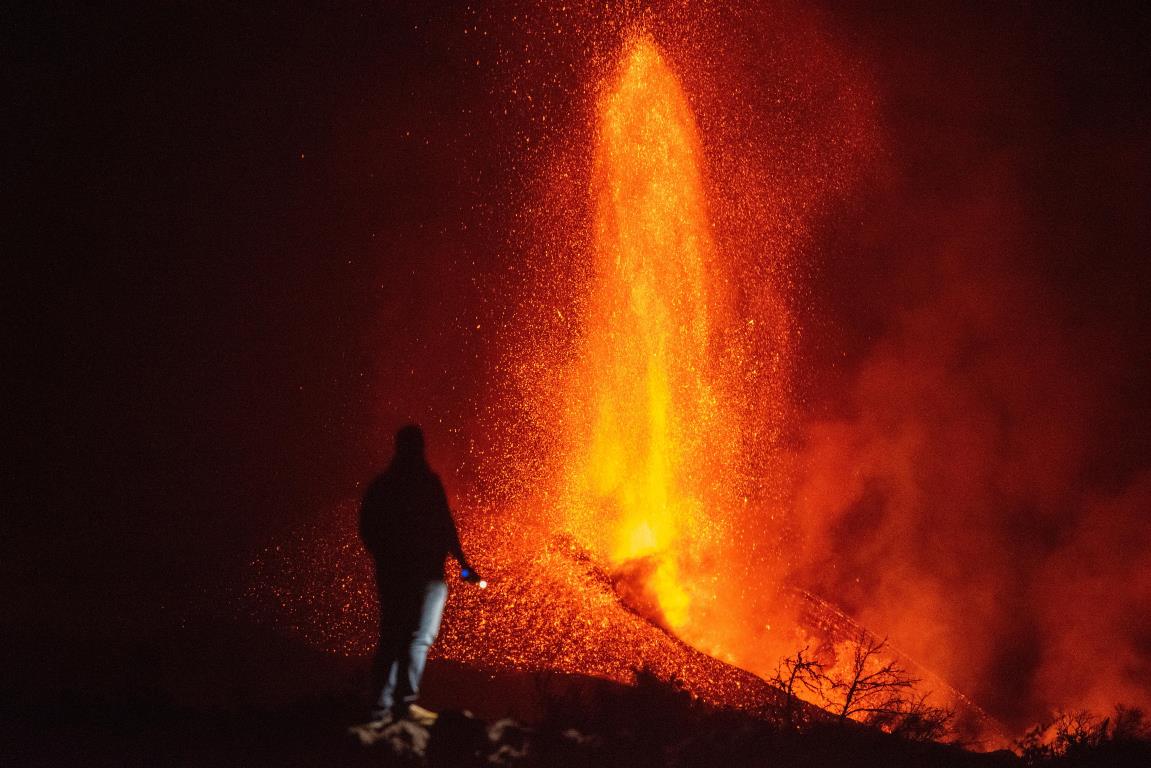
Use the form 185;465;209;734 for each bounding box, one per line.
349;424;479;741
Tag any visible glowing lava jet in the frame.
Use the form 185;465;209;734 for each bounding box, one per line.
430;35;789;706
557;37;742;641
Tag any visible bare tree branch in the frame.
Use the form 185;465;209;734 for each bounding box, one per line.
770;644;828;728
828;633;921;725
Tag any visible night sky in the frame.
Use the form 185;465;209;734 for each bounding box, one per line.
8;1;1151;727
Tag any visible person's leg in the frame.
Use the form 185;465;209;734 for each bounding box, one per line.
370;578;408;719
393;579;448;712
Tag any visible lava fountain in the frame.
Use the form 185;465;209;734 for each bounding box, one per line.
557;37;744;642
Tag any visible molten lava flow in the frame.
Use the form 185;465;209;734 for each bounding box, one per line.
559;37;740;639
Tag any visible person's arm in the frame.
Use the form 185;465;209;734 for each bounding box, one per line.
432;475;470;570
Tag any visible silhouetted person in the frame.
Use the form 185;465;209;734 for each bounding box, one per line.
350;424;478;740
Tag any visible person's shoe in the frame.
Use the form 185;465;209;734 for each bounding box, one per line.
346;714;393;746
400;703;438;727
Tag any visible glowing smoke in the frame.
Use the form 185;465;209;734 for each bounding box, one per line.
792;173;1151;727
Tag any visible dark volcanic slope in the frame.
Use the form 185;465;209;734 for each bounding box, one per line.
437;526;789;711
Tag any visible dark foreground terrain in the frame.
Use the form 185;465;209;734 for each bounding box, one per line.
4;666;1149;768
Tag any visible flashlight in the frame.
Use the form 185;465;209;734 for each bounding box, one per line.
461;567;487;589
